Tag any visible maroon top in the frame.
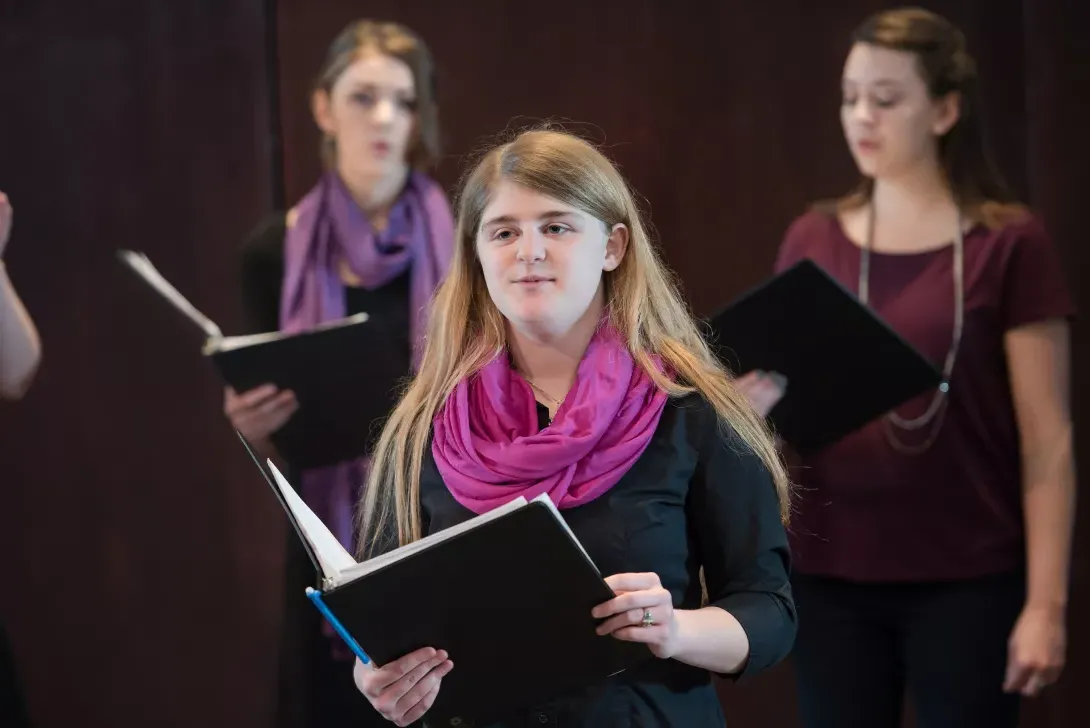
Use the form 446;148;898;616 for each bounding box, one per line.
775;209;1075;582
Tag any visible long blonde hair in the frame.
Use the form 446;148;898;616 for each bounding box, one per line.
357;128;790;558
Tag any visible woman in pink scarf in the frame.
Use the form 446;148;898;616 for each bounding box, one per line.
351;129;796;728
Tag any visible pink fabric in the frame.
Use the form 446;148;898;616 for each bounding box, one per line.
432;324;670;513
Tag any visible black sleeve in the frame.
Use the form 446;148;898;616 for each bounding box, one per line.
689;404;797;680
238;215;287;335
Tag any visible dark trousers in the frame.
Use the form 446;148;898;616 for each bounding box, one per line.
791;569;1024;728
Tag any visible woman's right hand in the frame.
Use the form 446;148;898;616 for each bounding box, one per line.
734;369;788;418
353;648;454;727
223;384;298;446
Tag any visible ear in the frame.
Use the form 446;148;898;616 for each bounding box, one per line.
932;91;961;136
311;88;336;137
603;223;629;272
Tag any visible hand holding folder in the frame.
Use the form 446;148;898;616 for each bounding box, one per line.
733;369;789;418
708;260;942;452
119;250;404;469
237;434;650;726
223;384;299;454
353;646;454;726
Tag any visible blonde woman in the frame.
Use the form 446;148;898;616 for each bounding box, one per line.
350;129;796;727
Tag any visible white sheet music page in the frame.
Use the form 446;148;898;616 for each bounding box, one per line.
266;460;358;581
117;250;224;341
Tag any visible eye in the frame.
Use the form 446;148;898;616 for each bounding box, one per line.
873;95;899;109
490;228;517;242
398;96;418;111
351;92;376;106
544;223;571;235
841;94;858;107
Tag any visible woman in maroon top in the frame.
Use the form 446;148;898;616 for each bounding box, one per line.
739;8;1074;727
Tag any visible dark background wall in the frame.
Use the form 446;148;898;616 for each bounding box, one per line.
0;0;1085;726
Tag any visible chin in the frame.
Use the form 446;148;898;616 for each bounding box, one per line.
850;154;880;178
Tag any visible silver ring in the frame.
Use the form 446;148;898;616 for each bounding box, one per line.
641;608;655;627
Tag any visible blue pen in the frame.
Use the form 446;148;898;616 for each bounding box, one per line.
305;587;371;665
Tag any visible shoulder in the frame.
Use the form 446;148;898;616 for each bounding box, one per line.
410;172;454;214
990;207;1054;247
239;212;288;272
972;206;1062;267
785;206;839;240
667;393;769;474
775;208;840;272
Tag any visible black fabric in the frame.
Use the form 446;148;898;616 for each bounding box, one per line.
416;395;797;727
791;570;1024;728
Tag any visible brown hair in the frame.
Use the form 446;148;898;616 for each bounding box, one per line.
313;20;440;170
829;7;1026;228
356;127;791;558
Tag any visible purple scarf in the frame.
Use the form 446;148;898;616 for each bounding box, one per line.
280;170;454;552
432;325;670;514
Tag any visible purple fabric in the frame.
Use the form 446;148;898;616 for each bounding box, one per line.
280;170;454;551
432;323;670;514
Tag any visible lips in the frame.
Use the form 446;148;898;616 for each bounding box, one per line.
514;276;554;284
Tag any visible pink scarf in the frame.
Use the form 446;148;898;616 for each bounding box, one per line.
432;325;670;513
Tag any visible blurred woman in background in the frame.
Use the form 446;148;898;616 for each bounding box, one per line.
739;8;1074;727
224;20;454;728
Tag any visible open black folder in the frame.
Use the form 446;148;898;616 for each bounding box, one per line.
236;434;650;725
119;250;406;469
707;259;942;453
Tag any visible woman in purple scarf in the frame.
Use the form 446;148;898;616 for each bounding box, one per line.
349;129;797;728
225;20;453;728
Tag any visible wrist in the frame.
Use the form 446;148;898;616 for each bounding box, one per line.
663;609;696;660
1024;596;1067;619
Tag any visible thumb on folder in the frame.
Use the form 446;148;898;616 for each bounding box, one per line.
734;370;788;418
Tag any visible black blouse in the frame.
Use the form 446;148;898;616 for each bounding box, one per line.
237;214;412;354
417;393;796;728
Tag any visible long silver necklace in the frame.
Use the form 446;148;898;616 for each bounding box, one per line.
859;203;965;454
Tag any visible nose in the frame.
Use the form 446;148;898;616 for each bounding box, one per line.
515;229;546;263
372;96;396;126
851;98;877;125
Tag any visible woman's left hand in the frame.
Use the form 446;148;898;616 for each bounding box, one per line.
1004;604;1066;696
592;572;679;659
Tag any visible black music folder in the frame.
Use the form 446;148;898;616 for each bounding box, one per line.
236;434;650;726
707;259;942;453
119;250;405;469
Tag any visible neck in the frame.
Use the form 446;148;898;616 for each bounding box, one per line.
871;158;958;222
508;297;604;405
336;160;410;224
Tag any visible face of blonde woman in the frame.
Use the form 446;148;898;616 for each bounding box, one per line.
475;180;627;338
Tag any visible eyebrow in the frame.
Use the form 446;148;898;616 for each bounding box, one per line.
843;78;904;88
481;210;580;228
347;82;414;95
